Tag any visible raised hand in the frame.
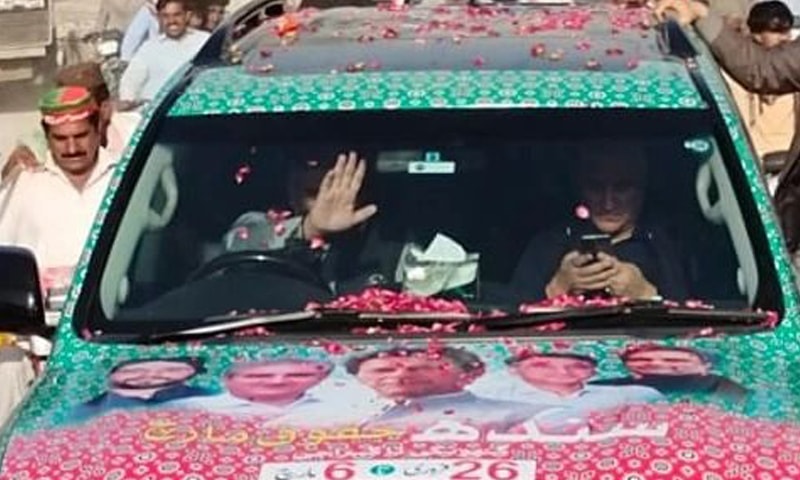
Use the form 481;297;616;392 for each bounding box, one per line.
302;151;378;239
653;0;708;25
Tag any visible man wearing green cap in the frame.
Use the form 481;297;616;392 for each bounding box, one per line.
0;86;116;276
1;62;139;182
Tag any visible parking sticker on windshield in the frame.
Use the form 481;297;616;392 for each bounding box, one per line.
408;151;456;174
259;459;536;480
683;138;712;155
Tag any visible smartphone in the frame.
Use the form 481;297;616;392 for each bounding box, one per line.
579;233;612;260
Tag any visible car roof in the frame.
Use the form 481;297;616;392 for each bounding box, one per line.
232;4;660;75
219;2;678;71
167;1;709;117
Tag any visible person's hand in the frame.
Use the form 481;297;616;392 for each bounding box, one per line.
1;145;39;180
546;251;617;298
654;0;708;25
115;99;145;112
603;254;658;299
302;151;378;239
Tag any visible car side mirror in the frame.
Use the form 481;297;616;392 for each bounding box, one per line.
0;246;47;334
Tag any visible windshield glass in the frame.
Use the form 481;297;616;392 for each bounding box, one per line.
95;108;779;327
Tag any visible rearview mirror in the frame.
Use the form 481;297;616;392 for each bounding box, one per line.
0;247;47;334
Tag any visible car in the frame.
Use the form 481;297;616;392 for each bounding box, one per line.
0;0;798;478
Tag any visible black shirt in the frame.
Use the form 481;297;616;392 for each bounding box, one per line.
511;222;689;302
592;374;749;401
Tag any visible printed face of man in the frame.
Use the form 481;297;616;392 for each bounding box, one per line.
225;361;330;404
624;349;709;376
355;354;472;401
109;360;197;390
513;356;596;390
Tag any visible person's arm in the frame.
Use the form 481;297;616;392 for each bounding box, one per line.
120;8;153;62
118;48;150;103
694;3;800;95
510;231;564;300
1;144;40;180
223;213;303;252
0;174;24;245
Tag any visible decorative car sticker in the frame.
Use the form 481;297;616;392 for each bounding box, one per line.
168;65;706;117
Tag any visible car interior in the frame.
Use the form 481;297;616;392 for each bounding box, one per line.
99;110;760;319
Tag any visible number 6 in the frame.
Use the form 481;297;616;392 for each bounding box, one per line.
324;462;356;480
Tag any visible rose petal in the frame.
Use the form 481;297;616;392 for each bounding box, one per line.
530;43;546;57
382;27;399;39
234;164;252;185
310;236;327;250
346;62;367;73
574;204;591;220
585;58;601;70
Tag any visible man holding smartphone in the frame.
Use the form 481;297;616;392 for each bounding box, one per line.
512;142;688;301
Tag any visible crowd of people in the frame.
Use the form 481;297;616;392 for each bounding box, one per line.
0;0;800;427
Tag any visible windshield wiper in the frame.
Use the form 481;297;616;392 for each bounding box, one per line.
113;301;773;343
130;309;473;342
475;302;774;331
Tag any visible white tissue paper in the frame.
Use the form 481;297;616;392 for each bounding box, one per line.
396;233;479;297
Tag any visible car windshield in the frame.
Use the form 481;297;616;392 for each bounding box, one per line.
95;108;780;329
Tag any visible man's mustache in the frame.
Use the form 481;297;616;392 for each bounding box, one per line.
62;152;87;159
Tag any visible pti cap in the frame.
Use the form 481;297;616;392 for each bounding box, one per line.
39;86;99;126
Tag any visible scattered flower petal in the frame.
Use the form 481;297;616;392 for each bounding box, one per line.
235;227;250;241
585;58;601;70
382;27;399;39
316;339;349;355
553;340;573;350
533;322;567;332
345;61;367;73
266;209;293;237
247;63;274;74
530;43;546;57
685;299;714;310
309;236;327;250
309;288;469;314
275;13;300;38
234;164;252;185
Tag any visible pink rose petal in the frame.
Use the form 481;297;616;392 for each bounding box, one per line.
234;164;252;185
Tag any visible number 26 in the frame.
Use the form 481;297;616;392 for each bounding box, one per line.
451;461;521;480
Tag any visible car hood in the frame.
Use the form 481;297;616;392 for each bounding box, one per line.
2;335;800;479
